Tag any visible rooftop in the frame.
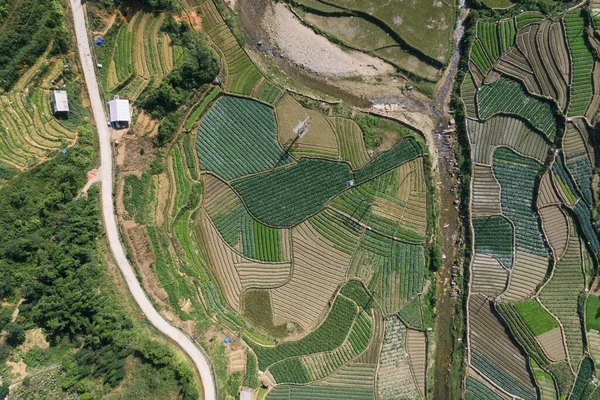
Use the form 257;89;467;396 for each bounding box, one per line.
51;90;69;113
108;97;131;123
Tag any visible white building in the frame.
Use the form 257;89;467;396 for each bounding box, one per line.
50;90;69;114
108;96;131;128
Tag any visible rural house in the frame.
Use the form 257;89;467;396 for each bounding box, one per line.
50;90;69;114
108;96;131;128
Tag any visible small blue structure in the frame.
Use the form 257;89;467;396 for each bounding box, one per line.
224;336;231;344
61;149;68;155
95;38;105;46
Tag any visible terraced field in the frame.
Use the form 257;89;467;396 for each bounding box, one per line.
463;8;600;399
0;57;80;170
102;11;178;99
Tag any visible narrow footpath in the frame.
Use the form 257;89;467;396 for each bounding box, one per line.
69;1;217;398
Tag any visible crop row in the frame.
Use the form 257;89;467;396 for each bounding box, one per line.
492;147;547;257
173;210;210;282
499;19;516;53
471;350;537;400
516;12;544;30
212;203;251;248
471;39;492;74
172;147;192;216
539;233;585;370
197;95;293;180
248;294;358;370
353;138;422;184
256;80;283;105
566;156;593;206
114;23;133;82
330;117;371;169
495;303;550;368
184;86;221;130
564;10;594;117
473;215;513;269
253;221;283;262
272;310;373;384
477;76;558;140
232;158;352;227
465;376;502;400
201;1;262;95
308;209;362;255
478;22;500;63
570;357;593;400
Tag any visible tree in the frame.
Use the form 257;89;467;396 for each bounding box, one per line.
5;323;25;346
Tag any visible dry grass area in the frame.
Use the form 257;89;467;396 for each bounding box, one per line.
275;94;339;159
262;3;394;78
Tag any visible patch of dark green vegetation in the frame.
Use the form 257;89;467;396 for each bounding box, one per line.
196;96;293;180
340;279;373;311
473;215;514;269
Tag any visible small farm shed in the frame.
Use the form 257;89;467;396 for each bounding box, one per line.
50;90;69;114
239;387;253;400
108;97;131;128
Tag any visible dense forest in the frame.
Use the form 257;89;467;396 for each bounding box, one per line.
0;123;200;398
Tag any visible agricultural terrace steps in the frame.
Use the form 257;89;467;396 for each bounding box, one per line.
70;1;217;398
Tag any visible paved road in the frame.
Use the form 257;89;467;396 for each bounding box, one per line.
69;1;216;399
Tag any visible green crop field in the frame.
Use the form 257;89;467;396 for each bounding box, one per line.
493;147;546;257
477;77;558;140
473;216;514;269
513;299;559;336
197;96;294;180
564;10;595;117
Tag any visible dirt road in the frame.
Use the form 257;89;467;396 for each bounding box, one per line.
69;1;216;398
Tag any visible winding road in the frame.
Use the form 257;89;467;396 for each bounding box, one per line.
69;1;216;399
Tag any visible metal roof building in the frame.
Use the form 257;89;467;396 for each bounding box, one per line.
50;90;69;114
108;97;131;125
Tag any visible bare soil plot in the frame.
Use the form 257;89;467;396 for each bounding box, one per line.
537;170;562;208
501;251;548;302
536;327;567;362
406;329;427;397
471;164;502;217
269;220;351;329
539;206;569;260
470;253;509;298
